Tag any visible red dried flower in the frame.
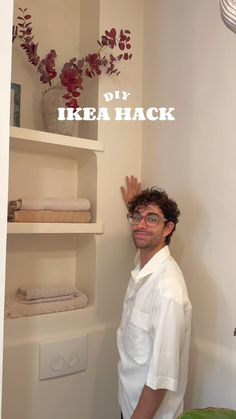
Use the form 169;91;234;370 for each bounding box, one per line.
12;7;133;108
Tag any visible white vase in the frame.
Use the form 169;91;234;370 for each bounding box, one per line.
220;0;236;34
41;85;74;136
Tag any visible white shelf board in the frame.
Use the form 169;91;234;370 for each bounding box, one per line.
4;305;95;346
4;307;119;347
10;126;104;155
7;221;103;234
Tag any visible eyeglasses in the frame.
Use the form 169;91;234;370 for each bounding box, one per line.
127;212;167;226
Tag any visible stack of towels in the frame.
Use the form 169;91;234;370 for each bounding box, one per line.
5;286;88;319
8;198;91;223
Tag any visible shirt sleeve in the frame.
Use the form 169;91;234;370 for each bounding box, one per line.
146;296;185;391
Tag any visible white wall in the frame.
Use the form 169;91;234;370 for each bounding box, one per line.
97;0;143;324
142;0;236;410
3;1;143;418
3;327;119;419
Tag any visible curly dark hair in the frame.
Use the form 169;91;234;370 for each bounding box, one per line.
127;187;180;245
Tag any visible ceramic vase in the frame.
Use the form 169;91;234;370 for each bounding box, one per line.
41;85;74;136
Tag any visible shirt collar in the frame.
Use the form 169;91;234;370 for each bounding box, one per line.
131;245;170;283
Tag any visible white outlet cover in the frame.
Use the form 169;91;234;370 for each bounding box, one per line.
39;335;87;380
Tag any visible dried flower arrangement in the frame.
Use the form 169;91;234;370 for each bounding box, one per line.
12;7;132;108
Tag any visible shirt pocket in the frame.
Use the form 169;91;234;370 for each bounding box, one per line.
125;307;150;365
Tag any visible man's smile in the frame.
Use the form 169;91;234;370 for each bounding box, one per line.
133;230;151;238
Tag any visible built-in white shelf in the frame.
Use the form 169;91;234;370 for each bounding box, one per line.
7;221;103;234
4;305;96;346
6;126;103;327
4;306;119;347
10;126;104;156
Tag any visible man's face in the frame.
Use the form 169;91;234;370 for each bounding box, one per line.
131;204;174;251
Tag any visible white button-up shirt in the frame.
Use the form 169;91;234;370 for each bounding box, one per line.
117;246;192;419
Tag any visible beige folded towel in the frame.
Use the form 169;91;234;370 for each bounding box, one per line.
17;286;81;301
8;210;91;223
5;293;88;319
19;295;77;304
8;198;90;212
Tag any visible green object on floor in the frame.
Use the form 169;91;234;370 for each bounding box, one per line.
177;408;236;419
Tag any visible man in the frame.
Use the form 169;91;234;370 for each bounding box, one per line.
118;177;192;419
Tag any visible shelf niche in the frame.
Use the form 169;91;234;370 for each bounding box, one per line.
11;0;100;140
6;126;103;322
6;234;96;313
9;134;98;223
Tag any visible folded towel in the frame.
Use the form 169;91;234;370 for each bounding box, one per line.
8;198;90;212
5;293;88;319
17;286;82;301
18;295;78;304
8;210;91;223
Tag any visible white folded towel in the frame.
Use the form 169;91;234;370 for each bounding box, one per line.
17;286;81;301
9;198;90;211
5;293;88;319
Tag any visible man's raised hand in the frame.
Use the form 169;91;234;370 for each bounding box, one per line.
120;175;141;206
